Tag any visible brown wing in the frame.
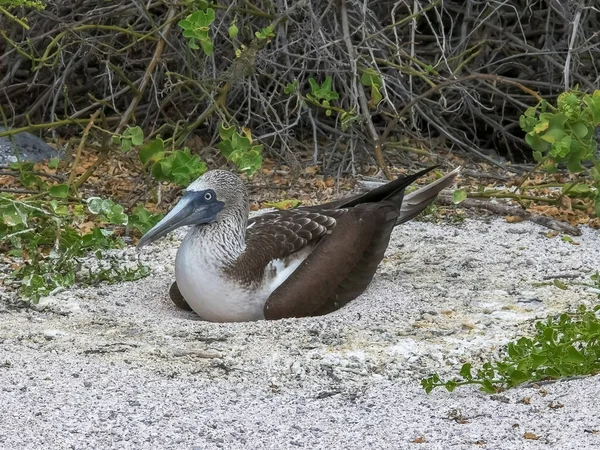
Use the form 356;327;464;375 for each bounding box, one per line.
263;202;400;320
168;209;340;309
222;209;340;286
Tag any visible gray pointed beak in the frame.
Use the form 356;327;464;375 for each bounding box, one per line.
136;192;223;249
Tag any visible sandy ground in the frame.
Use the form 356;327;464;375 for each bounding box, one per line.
1;215;600;449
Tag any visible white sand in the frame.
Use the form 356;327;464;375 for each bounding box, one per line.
1;217;599;449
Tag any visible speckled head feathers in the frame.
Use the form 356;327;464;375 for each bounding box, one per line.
187;169;249;211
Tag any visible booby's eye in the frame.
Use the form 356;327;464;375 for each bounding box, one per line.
204;192;213;201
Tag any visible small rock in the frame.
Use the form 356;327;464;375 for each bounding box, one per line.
43;329;68;340
0;126;62;165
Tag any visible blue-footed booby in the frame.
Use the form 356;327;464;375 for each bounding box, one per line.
137;165;460;322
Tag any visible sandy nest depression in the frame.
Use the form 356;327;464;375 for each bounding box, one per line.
1;214;600;449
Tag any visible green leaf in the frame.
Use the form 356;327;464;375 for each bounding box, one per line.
218;139;235;159
255;25;275;40
200;38;214;56
7;249;22;257
129;127;144;146
567;153;585;173
219;123;236;141
341;110;360;131
508;370;530;386
149;148;207;186
129;206;164;234
571;121;589;138
231;132;252;153
48;157;60;169
533;119;549;133
284;80;298;95
481;379;497;394
541;127;566;145
228;22;239;39
18;163;42;189
532;151;544;162
524;106;537;118
452;188;467;204
361;68;382;88
139;138;165;165
459;363;473;380
87;197;103;215
120;138;132;153
106;204;128;226
520;113;538;133
122;126;144;147
525;133;548;153
564;346;585;364
370;85;382;107
549;135;572;160
530;353;547;369
179;8;215;56
583;93;600;124
308;76;339;102
540;113;568;144
445;380;457;392
49;184;69;198
421;379;434;394
2;208;24;227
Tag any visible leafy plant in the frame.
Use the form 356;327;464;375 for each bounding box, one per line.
49;184;69;198
0;0;45;10
217;124;263;176
0;194;134;301
452;187;467;204
114;126;208;187
361;68;383;108
139;136;207;186
178;8;216;55
87;197;128;225
228;17;239;39
422;305;600;394
113;125;144;152
255;25;275;40
340;108;360;131
128;205;164;234
307;76;339;117
284;79;298;95
453;89;600;218
520;89;600;215
10;161;47;189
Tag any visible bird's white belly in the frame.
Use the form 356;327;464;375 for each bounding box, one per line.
173;229;312;322
175;245;267;322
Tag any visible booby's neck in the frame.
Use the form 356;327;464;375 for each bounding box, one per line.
185;202;249;266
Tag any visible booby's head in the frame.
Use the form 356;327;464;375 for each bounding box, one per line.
137;170;247;249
